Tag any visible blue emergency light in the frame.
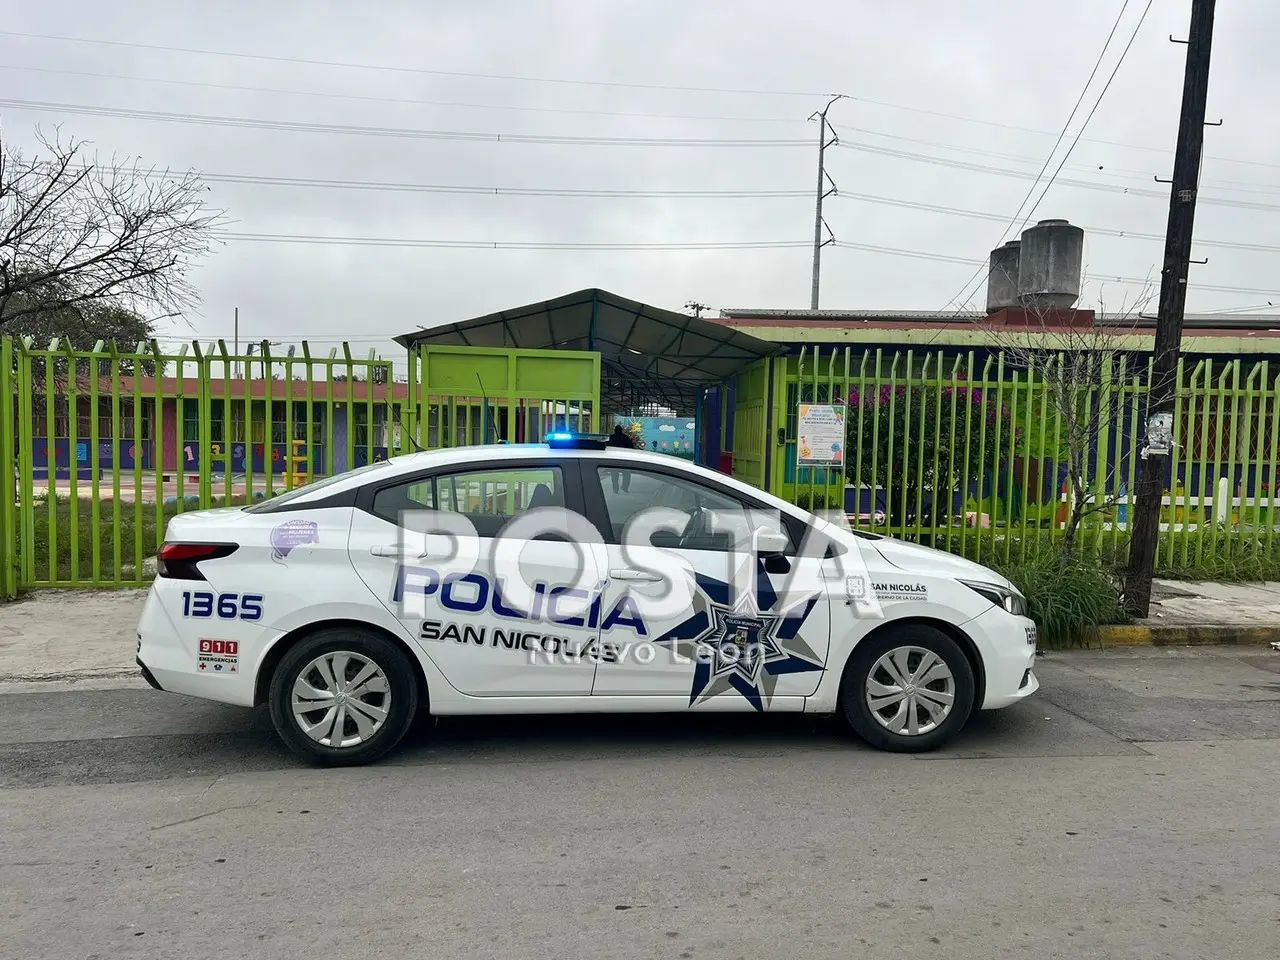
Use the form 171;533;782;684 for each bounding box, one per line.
545;431;610;450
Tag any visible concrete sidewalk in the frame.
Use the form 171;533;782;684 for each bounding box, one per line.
0;590;148;685
1099;579;1280;647
3;577;1279;686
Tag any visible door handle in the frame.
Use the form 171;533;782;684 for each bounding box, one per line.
370;544;427;559
609;568;662;582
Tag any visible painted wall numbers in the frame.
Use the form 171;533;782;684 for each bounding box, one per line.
181;591;265;621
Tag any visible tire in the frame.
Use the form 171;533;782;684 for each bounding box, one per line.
839;624;975;753
268;626;420;767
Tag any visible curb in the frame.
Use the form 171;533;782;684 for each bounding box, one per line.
1093;624;1280;647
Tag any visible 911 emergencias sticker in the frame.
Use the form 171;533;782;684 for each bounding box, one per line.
198;639;240;675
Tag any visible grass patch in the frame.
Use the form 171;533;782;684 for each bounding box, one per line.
16;493;251;586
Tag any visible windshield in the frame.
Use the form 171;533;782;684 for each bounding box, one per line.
244;459;393;513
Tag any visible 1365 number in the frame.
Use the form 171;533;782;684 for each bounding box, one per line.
181;591;264;621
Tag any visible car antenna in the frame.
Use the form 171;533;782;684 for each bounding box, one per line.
397;419;425;452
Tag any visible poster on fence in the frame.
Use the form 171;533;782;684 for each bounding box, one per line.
797;404;845;467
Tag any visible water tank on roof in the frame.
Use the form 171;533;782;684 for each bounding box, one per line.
985;240;1022;313
1017;219;1084;309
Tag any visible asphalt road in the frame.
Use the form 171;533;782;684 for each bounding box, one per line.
3;647;1279;960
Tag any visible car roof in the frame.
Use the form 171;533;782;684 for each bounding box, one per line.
270;442;800;514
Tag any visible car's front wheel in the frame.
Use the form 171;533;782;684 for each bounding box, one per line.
268;626;420;766
840;624;975;752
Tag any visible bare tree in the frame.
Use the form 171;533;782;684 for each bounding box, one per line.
984;286;1153;566
0;125;222;326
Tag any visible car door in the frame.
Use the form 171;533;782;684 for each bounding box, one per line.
582;460;833;710
347;457;604;697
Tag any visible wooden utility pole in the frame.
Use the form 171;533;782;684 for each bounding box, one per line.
1125;0;1217;616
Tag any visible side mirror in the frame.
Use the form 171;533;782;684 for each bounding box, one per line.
754;528;790;556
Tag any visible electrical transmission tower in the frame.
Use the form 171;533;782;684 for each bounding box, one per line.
809;94;846;309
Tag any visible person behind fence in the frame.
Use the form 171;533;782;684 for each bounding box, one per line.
607;424;635;493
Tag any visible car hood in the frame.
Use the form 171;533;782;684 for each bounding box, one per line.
868;536;1015;591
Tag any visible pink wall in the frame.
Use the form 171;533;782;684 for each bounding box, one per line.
161;398;179;471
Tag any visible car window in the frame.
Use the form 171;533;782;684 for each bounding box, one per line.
373;466;564;537
244;459;393;513
595;466;786;552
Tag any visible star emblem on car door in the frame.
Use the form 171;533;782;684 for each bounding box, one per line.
652;564;824;712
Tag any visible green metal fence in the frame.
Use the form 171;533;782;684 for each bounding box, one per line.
405;343;600;446
770;346;1280;568
2;337;399;593
1;337;604;595
6;333;1278;595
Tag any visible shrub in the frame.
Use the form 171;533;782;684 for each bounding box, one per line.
794;490;840;512
992;550;1127;648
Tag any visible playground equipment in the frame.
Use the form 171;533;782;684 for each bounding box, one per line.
288;439;309;488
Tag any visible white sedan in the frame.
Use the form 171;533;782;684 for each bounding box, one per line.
136;434;1039;765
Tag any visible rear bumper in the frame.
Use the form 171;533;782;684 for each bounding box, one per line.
136;584;258;707
137;657;164;691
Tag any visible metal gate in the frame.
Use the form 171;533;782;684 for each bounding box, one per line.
729;358;770;491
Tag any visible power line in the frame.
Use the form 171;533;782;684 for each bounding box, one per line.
216;233;811;250
838;141;1280;213
23;58;1280;188
1010;1;1155;235
824;242;1280;297
938;0;1150;313
1196;301;1277;315
159;171;810;199
833;123;1280;195
0;30;828;98
835;93;1276;176
832;191;1280;253
8;44;1278;174
202;229;1280;297
124;164;1280;250
0;63;807;126
0;98;811;147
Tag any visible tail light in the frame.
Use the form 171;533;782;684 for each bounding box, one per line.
157;542;238;581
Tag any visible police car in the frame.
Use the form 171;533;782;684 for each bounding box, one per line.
136;433;1039;766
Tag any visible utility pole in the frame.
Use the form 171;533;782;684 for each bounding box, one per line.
809;94;845;310
1125;0;1217;616
685;301;709;318
233;306;240;379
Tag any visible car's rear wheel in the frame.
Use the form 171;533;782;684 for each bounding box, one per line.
268;626;419;766
840;624;975;752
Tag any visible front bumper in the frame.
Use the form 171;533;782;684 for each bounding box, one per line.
964;605;1040;710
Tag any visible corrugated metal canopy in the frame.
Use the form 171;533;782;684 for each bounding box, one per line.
396;288;781;407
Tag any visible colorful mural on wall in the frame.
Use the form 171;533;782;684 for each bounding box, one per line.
610;416;697;458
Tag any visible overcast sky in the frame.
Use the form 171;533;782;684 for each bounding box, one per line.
2;0;1276;363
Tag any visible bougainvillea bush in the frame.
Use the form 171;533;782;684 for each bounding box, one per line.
843;377;1021;524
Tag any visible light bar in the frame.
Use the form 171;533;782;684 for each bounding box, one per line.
545;432;610;450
